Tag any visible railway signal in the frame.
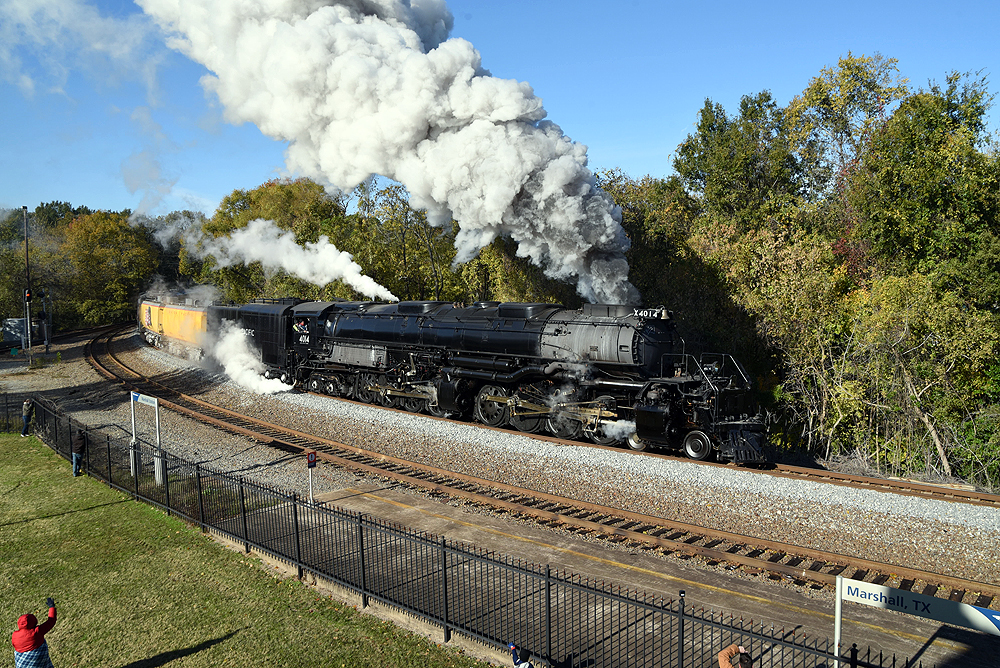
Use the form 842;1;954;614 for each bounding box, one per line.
307;451;317;503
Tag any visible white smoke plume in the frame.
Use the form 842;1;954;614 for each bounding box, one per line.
134;211;397;301
210;320;291;394
137;0;640;305
193;218;398;301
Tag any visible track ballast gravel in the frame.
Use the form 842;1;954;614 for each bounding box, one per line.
3;331;998;588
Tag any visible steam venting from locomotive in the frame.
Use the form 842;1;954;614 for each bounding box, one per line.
140;213;398;300
137;0;639;305
211;321;292;394
193;218;398;301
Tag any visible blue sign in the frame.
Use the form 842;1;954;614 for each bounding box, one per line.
842;579;1000;636
131;391;158;408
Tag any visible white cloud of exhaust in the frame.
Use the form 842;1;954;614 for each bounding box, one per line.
137;0;639;304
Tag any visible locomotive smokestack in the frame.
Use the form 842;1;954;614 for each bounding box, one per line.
137;0;639;305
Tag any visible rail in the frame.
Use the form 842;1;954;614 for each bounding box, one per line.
3;393;932;668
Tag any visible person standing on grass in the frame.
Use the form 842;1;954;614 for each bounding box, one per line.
11;598;57;668
70;430;86;477
20;398;32;437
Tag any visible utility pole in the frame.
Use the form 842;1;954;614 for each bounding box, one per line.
23;205;31;364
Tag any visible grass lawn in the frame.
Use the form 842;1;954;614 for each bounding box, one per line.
0;434;494;668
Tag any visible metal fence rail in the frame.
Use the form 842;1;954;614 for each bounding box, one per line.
4;394;928;667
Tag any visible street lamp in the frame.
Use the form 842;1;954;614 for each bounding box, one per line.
23;205;31;362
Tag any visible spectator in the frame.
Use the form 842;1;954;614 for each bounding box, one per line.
12;598;57;668
718;643;752;668
20;398;33;437
509;643;534;668
71;430;86;477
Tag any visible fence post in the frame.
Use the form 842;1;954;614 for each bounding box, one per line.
850;643;858;668
239;480;249;552
440;536;451;643
545;565;552;666
162;450;170;514
195;464;205;531
356;514;368;608
133;441;141;499
83;430;90;477
679;590;685;668
292;493;303;579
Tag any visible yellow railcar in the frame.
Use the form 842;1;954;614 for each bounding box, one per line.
137;297;208;352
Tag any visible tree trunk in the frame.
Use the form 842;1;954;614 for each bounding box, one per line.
895;353;952;477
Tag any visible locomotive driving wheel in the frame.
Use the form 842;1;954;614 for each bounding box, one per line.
586;395;623;446
376;375;401;408
356;373;379;403
509;410;544;433
474;384;509;427
546;411;583;440
682;430;713;461
508;383;546;433
626;432;649;451
401;396;427;413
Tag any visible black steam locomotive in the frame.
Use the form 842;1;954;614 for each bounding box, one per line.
206;298;765;463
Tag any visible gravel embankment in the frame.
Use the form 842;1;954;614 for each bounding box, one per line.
3;332;999;587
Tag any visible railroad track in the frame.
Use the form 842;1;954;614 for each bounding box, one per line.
86;325;1000;610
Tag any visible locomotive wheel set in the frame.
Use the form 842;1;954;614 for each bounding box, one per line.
138;296;767;463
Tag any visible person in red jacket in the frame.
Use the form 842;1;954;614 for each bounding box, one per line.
11;598;57;668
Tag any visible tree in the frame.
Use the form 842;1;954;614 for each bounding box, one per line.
62;211;159;325
786;52;909;182
674;91;815;232
185;179;350;303
847;72;1000;308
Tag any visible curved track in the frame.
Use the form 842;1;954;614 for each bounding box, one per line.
86;326;1000;608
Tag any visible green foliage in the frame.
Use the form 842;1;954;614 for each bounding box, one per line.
674;91;817;232
786;52;909;179
62;211;159;325
847;72;1000;307
668;55;1000;486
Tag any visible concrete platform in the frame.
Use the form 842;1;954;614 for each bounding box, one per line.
315;484;1000;668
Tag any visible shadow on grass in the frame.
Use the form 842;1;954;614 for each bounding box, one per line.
0;499;129;527
118;629;243;668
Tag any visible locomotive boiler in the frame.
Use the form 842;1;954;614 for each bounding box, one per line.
171;296;767;463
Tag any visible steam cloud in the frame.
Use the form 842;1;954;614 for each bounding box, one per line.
210;321;291;394
138;212;398;300
137;0;639;304
196;218;398;301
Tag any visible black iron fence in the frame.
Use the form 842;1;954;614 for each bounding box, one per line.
3;394;928;668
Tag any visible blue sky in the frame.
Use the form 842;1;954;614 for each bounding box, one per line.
1;0;997;218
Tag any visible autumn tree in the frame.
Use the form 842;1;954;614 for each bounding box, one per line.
62;211;159;325
183;178;349;303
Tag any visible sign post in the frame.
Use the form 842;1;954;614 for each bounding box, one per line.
835;575;1000;663
130;391;165;485
307;451;317;503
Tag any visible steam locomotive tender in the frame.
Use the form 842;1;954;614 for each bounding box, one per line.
207;298;765;463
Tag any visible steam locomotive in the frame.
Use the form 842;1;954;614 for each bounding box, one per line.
138;296;766;463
